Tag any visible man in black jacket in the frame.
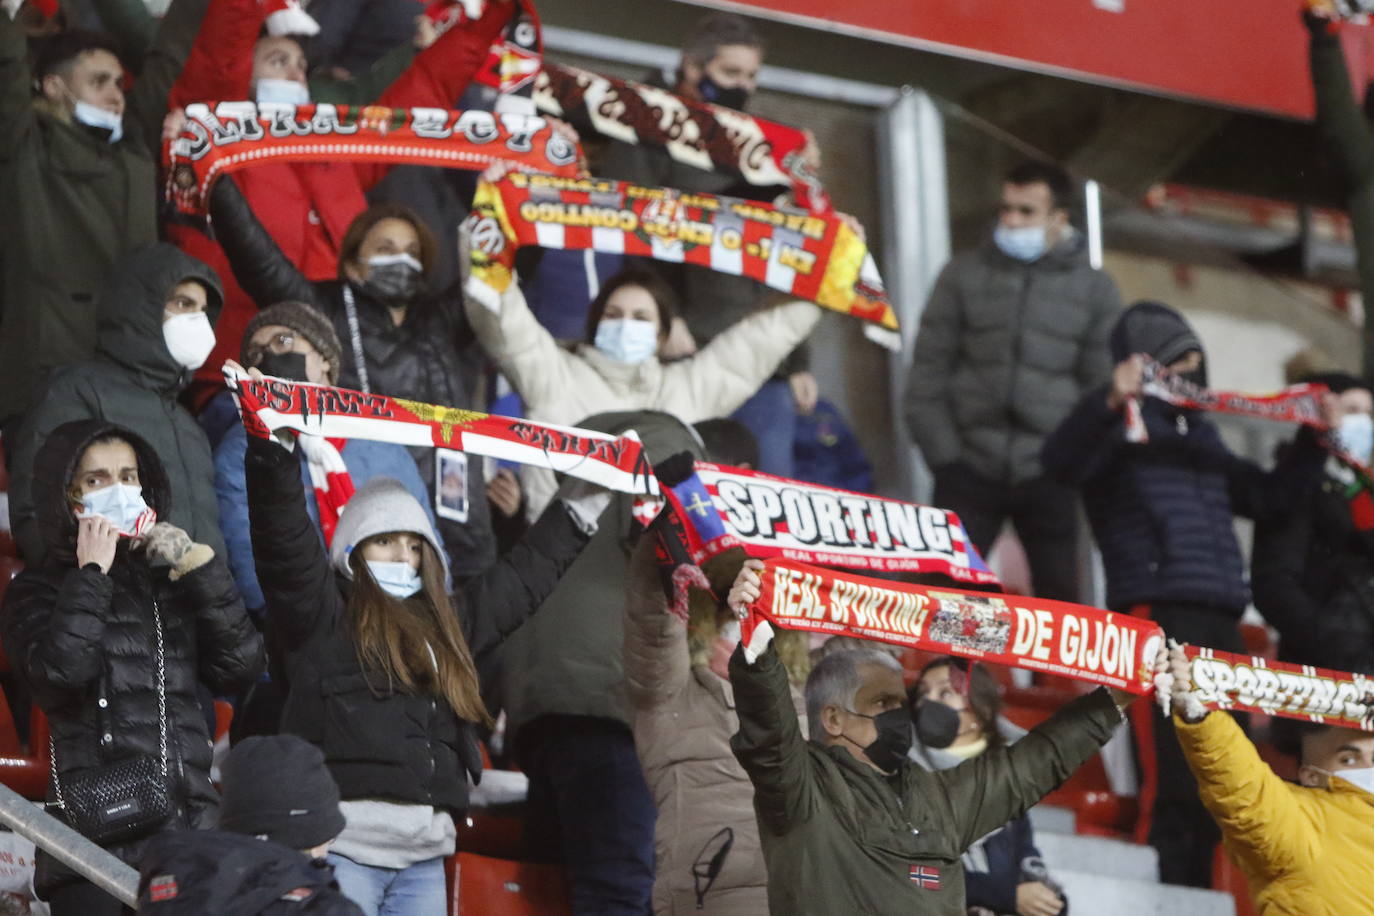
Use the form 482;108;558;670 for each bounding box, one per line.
138;735;362;914
905;160;1121;604
1040;300;1329;887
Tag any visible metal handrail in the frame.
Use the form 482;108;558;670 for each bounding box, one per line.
0;781;138;906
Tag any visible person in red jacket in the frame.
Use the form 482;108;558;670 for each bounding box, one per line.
163;0;515;407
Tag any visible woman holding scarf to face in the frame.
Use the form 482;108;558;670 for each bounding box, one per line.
1;420;263;916
208;179;498;583
909;658;1068;916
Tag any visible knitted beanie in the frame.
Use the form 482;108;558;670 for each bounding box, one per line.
242;301;344;384
1109;300;1203;368
329;477;448;581
218;735;345;851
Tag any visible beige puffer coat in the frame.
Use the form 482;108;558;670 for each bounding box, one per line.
465;281;821;517
622;542;806;915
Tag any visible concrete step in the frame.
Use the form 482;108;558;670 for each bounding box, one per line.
1054;869;1235;916
1036;829;1158;882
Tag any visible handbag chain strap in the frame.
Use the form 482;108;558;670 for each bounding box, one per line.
49;597;170;809
342;285;372;394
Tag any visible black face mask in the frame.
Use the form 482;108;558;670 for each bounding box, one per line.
362;262;424;305
697;73;749;111
255;351;310;382
842;707;913;773
913;700;962;750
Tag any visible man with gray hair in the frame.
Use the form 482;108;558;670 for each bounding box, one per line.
725;560;1141;915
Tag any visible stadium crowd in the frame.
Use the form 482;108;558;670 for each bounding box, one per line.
0;0;1372;913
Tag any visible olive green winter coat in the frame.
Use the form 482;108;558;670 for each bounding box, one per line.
729;643;1121;915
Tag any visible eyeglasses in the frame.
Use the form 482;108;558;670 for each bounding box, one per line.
246;332;297;366
691;826;734;909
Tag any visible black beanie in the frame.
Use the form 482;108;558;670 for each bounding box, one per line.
218;735;346;851
241;301;344;385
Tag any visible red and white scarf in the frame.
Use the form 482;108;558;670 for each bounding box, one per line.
295;434;356;546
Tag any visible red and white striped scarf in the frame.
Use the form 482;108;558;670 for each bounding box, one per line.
296;434;356;546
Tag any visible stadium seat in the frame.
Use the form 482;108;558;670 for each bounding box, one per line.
447;852;570;916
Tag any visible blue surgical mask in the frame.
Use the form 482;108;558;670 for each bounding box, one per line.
72;100;123;144
255;78;310;106
993;224;1048;262
78;483;155;537
594;318;659;364
366;560;422;599
1338;413;1374;463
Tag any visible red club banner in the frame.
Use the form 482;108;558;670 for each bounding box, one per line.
742;558;1163;694
163;103;581;215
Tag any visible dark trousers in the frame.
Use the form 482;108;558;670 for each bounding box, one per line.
517;715;655;916
1128;602;1246;888
933;463;1080;602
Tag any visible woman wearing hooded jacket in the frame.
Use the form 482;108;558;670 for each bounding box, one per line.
241;384;608;915
1;419;264;915
463;260;821;518
208;180;497;581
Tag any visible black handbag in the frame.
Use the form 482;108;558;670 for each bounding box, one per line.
49;598;174;846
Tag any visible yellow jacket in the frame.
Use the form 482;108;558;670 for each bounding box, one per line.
1175;712;1374;915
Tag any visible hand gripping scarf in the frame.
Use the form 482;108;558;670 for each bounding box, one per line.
463;172;899;348
164;104;580;216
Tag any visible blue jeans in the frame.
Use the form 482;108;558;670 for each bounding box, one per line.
730;378;797;478
327;852;447;916
518;715;655;916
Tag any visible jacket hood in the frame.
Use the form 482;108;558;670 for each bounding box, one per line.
329;476;447;581
138;830;351;915
31;420;171;567
96;243;223;394
1109;300;1204;366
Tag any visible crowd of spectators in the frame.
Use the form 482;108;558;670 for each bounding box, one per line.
0;0;1372;914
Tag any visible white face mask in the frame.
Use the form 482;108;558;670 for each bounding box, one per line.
72;100;123;144
77;483;156;537
1327;766;1374;796
594;318;659;364
162;312;216;370
1338;413;1374;463
992;223;1048;262
255;77;310;106
366;560;422;599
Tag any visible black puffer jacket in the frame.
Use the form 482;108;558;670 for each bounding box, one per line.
1041;303;1320;614
1253;431;1374;674
8;243;227;566
245;435;588;811
210;178;494;578
138;830;363;915
0;420;264;894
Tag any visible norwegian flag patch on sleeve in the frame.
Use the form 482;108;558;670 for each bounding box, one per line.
909;864;941;890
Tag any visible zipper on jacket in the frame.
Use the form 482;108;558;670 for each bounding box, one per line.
1003;269;1034;481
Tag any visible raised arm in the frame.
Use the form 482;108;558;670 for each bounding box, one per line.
123;0;212;154
208;177;321;309
728;640;816;836
244;434;336;644
1039;385;1126;486
167;0;260;110
939;688;1122;851
0;11;36;161
904;264;964;471
1176;710;1316;878
622;539;691;710
674;301;822;419
1309;19;1374;191
457;494;591;663
463;279;575;413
